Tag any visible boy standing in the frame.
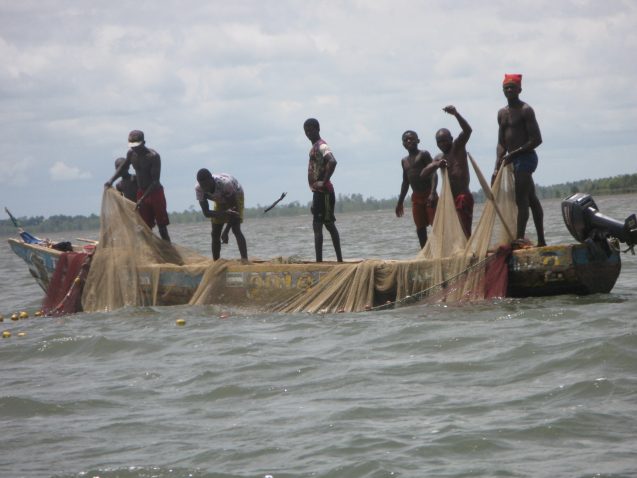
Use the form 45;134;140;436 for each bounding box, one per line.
395;130;438;247
304;118;343;262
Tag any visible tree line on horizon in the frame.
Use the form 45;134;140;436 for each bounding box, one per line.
2;173;636;236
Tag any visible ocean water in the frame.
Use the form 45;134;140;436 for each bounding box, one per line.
1;195;636;478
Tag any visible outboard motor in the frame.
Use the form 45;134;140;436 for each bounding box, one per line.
562;193;637;255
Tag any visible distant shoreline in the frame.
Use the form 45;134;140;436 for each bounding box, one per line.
2;173;635;235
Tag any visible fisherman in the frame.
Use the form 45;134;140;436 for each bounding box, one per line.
395;130;438;248
195;168;248;262
105;130;171;242
426;105;474;238
113;157;137;202
492;74;546;247
304;118;343;262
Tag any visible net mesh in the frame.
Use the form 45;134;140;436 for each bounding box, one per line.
81;189;212;312
80;160;517;314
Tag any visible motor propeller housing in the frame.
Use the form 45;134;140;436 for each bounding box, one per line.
562;193;637;250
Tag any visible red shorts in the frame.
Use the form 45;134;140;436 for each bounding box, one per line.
455;192;474;237
137;186;170;228
411;191;436;229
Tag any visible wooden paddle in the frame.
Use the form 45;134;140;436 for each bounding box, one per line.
467;153;515;242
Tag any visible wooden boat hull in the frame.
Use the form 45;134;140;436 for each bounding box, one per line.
507;243;621;297
7;238;622;309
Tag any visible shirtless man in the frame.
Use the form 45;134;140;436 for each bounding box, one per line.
492;74;546;247
395;130;438;248
196;168;248;262
105;130;171;242
426;105;473;238
113;157;137;202
304;118;343;262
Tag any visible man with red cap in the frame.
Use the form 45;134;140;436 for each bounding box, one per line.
493;74;546;247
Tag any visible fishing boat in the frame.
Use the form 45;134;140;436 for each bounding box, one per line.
7;193;636;312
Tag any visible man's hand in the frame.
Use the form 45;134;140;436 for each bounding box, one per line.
434;158;447;169
427;191;439;208
221;230;229;244
226;208;240;220
395;202;404;218
104;181;113;189
312;180;325;192
442;105;457;115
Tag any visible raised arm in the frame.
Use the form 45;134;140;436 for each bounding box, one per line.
444;105;472;146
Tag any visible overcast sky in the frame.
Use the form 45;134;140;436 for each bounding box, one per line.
1;0;636;218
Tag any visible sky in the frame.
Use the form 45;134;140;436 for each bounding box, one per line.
0;0;636;218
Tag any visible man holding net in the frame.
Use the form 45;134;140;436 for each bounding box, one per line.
493;74;546;247
196;168;248;262
105;130;171;242
427;105;474;238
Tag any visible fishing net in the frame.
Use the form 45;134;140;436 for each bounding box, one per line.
270;159;517;312
79;159;517;314
81;189;212;312
42;250;92;316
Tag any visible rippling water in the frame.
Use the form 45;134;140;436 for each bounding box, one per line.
1;195;636;478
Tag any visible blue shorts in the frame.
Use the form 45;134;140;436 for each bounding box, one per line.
513;151;538;173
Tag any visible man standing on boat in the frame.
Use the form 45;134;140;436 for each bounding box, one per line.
195;168;248;262
492;74;546;247
425;105;474;238
304;118;343;262
395;130;438;248
105;130;171;242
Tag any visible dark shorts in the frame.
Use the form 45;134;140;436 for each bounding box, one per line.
137;186;170;228
513;151;538;173
311;191;336;224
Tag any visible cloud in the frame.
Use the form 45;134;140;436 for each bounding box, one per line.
0;157;34;185
0;0;635;217
49;161;92;181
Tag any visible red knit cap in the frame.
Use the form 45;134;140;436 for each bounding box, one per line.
503;73;522;85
